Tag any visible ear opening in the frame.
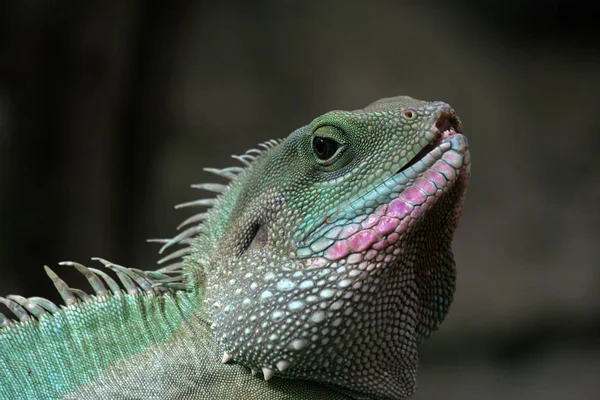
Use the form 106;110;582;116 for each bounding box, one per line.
246;223;269;252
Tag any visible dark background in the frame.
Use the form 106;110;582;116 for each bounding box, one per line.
1;1;599;399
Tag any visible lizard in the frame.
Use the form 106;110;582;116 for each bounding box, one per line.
0;95;470;400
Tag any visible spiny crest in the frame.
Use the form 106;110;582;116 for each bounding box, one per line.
0;139;283;328
0;258;186;329
149;139;284;269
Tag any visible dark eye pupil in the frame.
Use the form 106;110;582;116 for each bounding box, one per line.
313;136;340;160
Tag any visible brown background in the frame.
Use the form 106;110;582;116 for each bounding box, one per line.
1;1;599;399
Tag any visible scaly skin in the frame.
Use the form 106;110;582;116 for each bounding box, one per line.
0;96;469;400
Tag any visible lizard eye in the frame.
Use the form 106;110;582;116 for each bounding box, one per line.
402;109;417;120
312;136;341;161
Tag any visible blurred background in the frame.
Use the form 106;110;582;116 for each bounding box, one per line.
1;1;599;399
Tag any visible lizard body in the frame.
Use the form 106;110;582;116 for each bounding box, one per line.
0;96;470;399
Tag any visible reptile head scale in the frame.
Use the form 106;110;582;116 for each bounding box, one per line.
0;95;470;400
195;96;470;399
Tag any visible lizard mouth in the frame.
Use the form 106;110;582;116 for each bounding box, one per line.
297;108;469;265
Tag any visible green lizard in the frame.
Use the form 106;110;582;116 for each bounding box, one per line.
0;96;470;400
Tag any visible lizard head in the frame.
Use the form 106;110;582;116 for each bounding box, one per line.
194;96;470;399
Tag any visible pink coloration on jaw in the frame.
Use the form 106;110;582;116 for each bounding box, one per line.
423;169;447;188
319;169;446;261
398;220;408;232
324;240;351;260
349;230;379;252
361;215;380;229
374;204;388;216
442;151;463;168
339;224;360;239
400;186;427;205
302;139;469;265
410;206;422;218
433;161;456;181
372;239;389;250
415;177;437;196
373;217;399;236
387;232;399;243
364;249;378;260
388;199;412;218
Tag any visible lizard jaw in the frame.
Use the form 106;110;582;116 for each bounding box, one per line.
297;119;470;266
